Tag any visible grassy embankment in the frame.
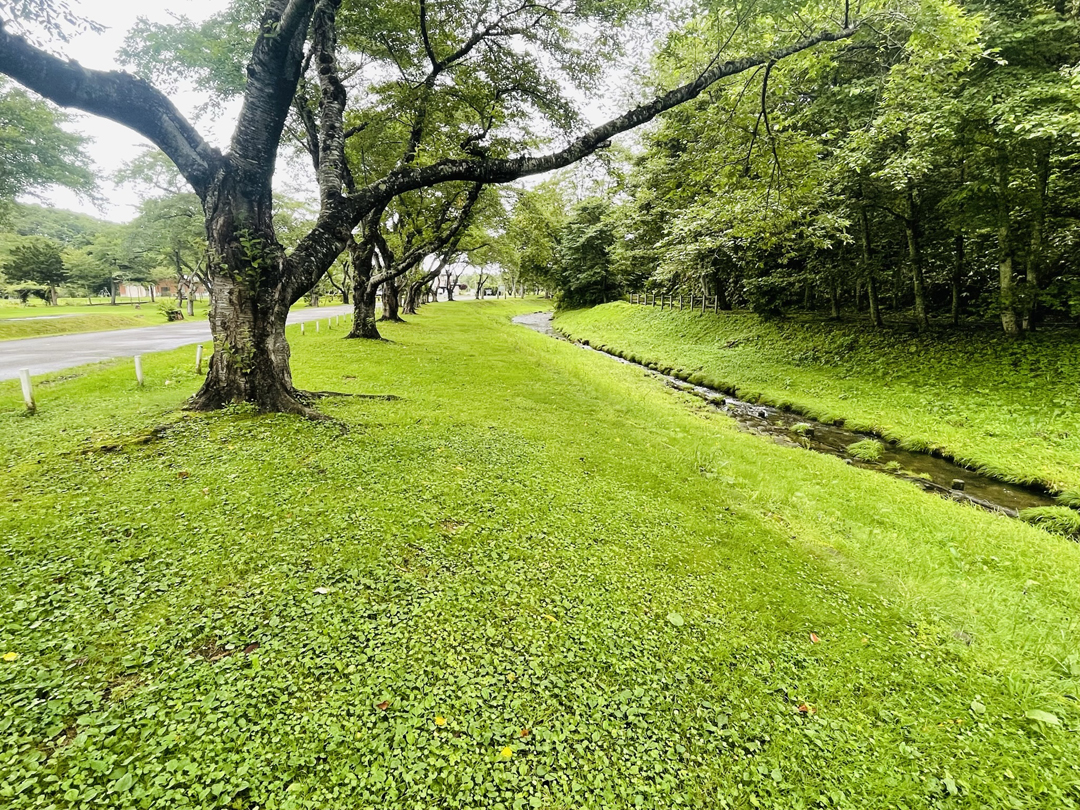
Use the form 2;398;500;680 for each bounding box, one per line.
3;300;1080;808
0;298;339;340
0;302;212;341
557;303;1080;502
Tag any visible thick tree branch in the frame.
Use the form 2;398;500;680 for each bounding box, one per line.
312;0;348;205
230;0;316;180
0;21;219;197
380;26;859;202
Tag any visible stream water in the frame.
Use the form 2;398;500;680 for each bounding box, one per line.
513;311;1059;517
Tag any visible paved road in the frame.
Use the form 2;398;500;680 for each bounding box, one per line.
0;305;352;381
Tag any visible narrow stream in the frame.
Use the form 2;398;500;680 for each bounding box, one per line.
514;311;1060;517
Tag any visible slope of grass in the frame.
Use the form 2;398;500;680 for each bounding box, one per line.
556;303;1080;499
3;300;1080;808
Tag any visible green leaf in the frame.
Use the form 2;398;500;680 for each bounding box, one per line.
113;772;134;792
970;700;985;715
1024;709;1060;726
666;612;684;627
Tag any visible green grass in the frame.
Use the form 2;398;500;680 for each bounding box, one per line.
556;303;1080;500
3;300;1080;808
846;438;884;461
0;302;212;341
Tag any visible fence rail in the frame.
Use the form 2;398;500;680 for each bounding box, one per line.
627;293;719;314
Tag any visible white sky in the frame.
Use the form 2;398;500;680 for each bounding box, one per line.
24;1;227;222
22;1;642;224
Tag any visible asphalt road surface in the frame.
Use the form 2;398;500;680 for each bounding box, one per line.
0;305;352;381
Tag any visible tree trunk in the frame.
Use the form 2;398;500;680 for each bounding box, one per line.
49;284;57;306
996;151;1020;336
379;277;404;322
828;283;840;319
904;190;929;331
189;275;304;413
350;284;381;338
951;233;964;327
186;180;320;416
346;229;385;340
1023;141;1050;331
149;285;155;303
858;201;882;328
110;279;117;306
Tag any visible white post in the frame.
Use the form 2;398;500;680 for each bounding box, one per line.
18;368;35;413
301;322;305;335
195;344;204;374
134;355;144;386
316;320;320;333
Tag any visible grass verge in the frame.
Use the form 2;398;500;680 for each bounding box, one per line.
2;300;1080;808
556;303;1080;500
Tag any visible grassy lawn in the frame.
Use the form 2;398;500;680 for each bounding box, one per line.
556;303;1080;501
0;298;339;340
0;302;211;341
2;300;1080;808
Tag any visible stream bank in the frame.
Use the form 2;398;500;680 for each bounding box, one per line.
514;311;1065;519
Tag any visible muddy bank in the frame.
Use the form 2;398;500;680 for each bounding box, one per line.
514;311;1060;517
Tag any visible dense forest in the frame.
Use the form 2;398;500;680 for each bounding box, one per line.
495;0;1080;335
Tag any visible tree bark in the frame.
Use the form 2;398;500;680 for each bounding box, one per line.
379;277;404;322
951;233;964;327
904;190;929;331
1023;140;1050;331
346;232;383;339
996;150;1020;336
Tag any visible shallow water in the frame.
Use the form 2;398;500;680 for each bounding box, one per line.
513;311;1059;517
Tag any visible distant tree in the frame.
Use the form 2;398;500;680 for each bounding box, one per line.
552;198;621;308
0;79;94;223
4;237;67;304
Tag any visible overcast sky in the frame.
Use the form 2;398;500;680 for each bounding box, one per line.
25;1;224;222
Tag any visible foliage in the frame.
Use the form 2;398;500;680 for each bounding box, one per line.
0;79;94;222
3;300;1080;807
2;237;66;303
846;438;884;461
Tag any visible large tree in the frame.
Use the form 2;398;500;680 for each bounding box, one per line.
0;1;857;415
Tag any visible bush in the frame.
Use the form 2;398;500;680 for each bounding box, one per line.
158;301;184;322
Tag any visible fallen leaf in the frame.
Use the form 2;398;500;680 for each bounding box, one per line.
2;652;18;662
499;746;513;759
177;471;189;479
809;632;820;643
667;612;685;627
376;701;390;711
434;716;447;727
797;703;816;715
520;728;530;737
314;587;330;595
243;643;260;655
543;614;557;622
